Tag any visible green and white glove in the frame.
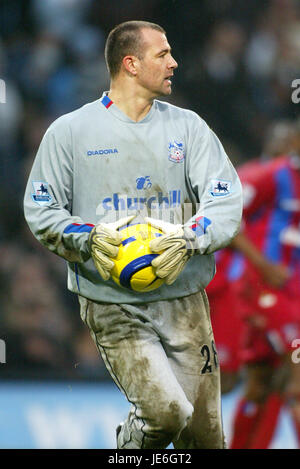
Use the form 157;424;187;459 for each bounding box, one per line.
89;215;135;281
145;217;199;285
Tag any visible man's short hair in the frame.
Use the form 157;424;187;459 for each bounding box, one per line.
105;20;166;78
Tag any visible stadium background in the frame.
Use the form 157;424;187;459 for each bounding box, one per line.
0;0;299;448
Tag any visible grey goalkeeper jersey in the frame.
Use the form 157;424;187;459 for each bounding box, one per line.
24;92;242;304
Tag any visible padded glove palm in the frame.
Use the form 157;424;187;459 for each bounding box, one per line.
145;217;198;285
89;215;135;281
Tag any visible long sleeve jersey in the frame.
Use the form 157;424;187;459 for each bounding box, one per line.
24;92;242;304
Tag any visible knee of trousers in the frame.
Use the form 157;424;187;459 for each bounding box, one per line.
149;399;194;441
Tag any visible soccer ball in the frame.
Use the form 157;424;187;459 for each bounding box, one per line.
111;223;164;292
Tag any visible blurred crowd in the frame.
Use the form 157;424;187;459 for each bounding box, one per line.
0;0;299;380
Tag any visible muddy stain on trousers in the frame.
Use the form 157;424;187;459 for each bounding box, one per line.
78;290;225;449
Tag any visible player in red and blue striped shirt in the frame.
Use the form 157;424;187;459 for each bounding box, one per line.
230;122;300;448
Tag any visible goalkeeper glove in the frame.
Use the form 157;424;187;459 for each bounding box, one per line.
89;215;135;281
145;217;199;285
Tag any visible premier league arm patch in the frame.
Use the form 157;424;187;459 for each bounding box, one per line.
210;179;232;197
31;181;52;206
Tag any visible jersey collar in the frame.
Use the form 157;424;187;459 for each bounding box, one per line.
99;91;156;124
101;94;113;109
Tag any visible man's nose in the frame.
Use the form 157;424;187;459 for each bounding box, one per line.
169;56;178;69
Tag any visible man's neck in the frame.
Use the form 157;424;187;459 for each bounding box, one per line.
108;81;155;122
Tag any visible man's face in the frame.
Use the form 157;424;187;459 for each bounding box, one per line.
135;28;178;98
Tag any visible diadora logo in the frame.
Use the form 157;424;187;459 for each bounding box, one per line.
87;148;118;156
98;190;181;213
136;176;152;190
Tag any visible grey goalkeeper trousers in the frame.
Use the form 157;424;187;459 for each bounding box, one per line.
78;290;225;449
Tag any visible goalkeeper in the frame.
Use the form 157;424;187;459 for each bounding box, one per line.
24;21;242;449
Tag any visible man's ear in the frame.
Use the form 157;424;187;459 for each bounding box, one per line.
122;55;138;76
